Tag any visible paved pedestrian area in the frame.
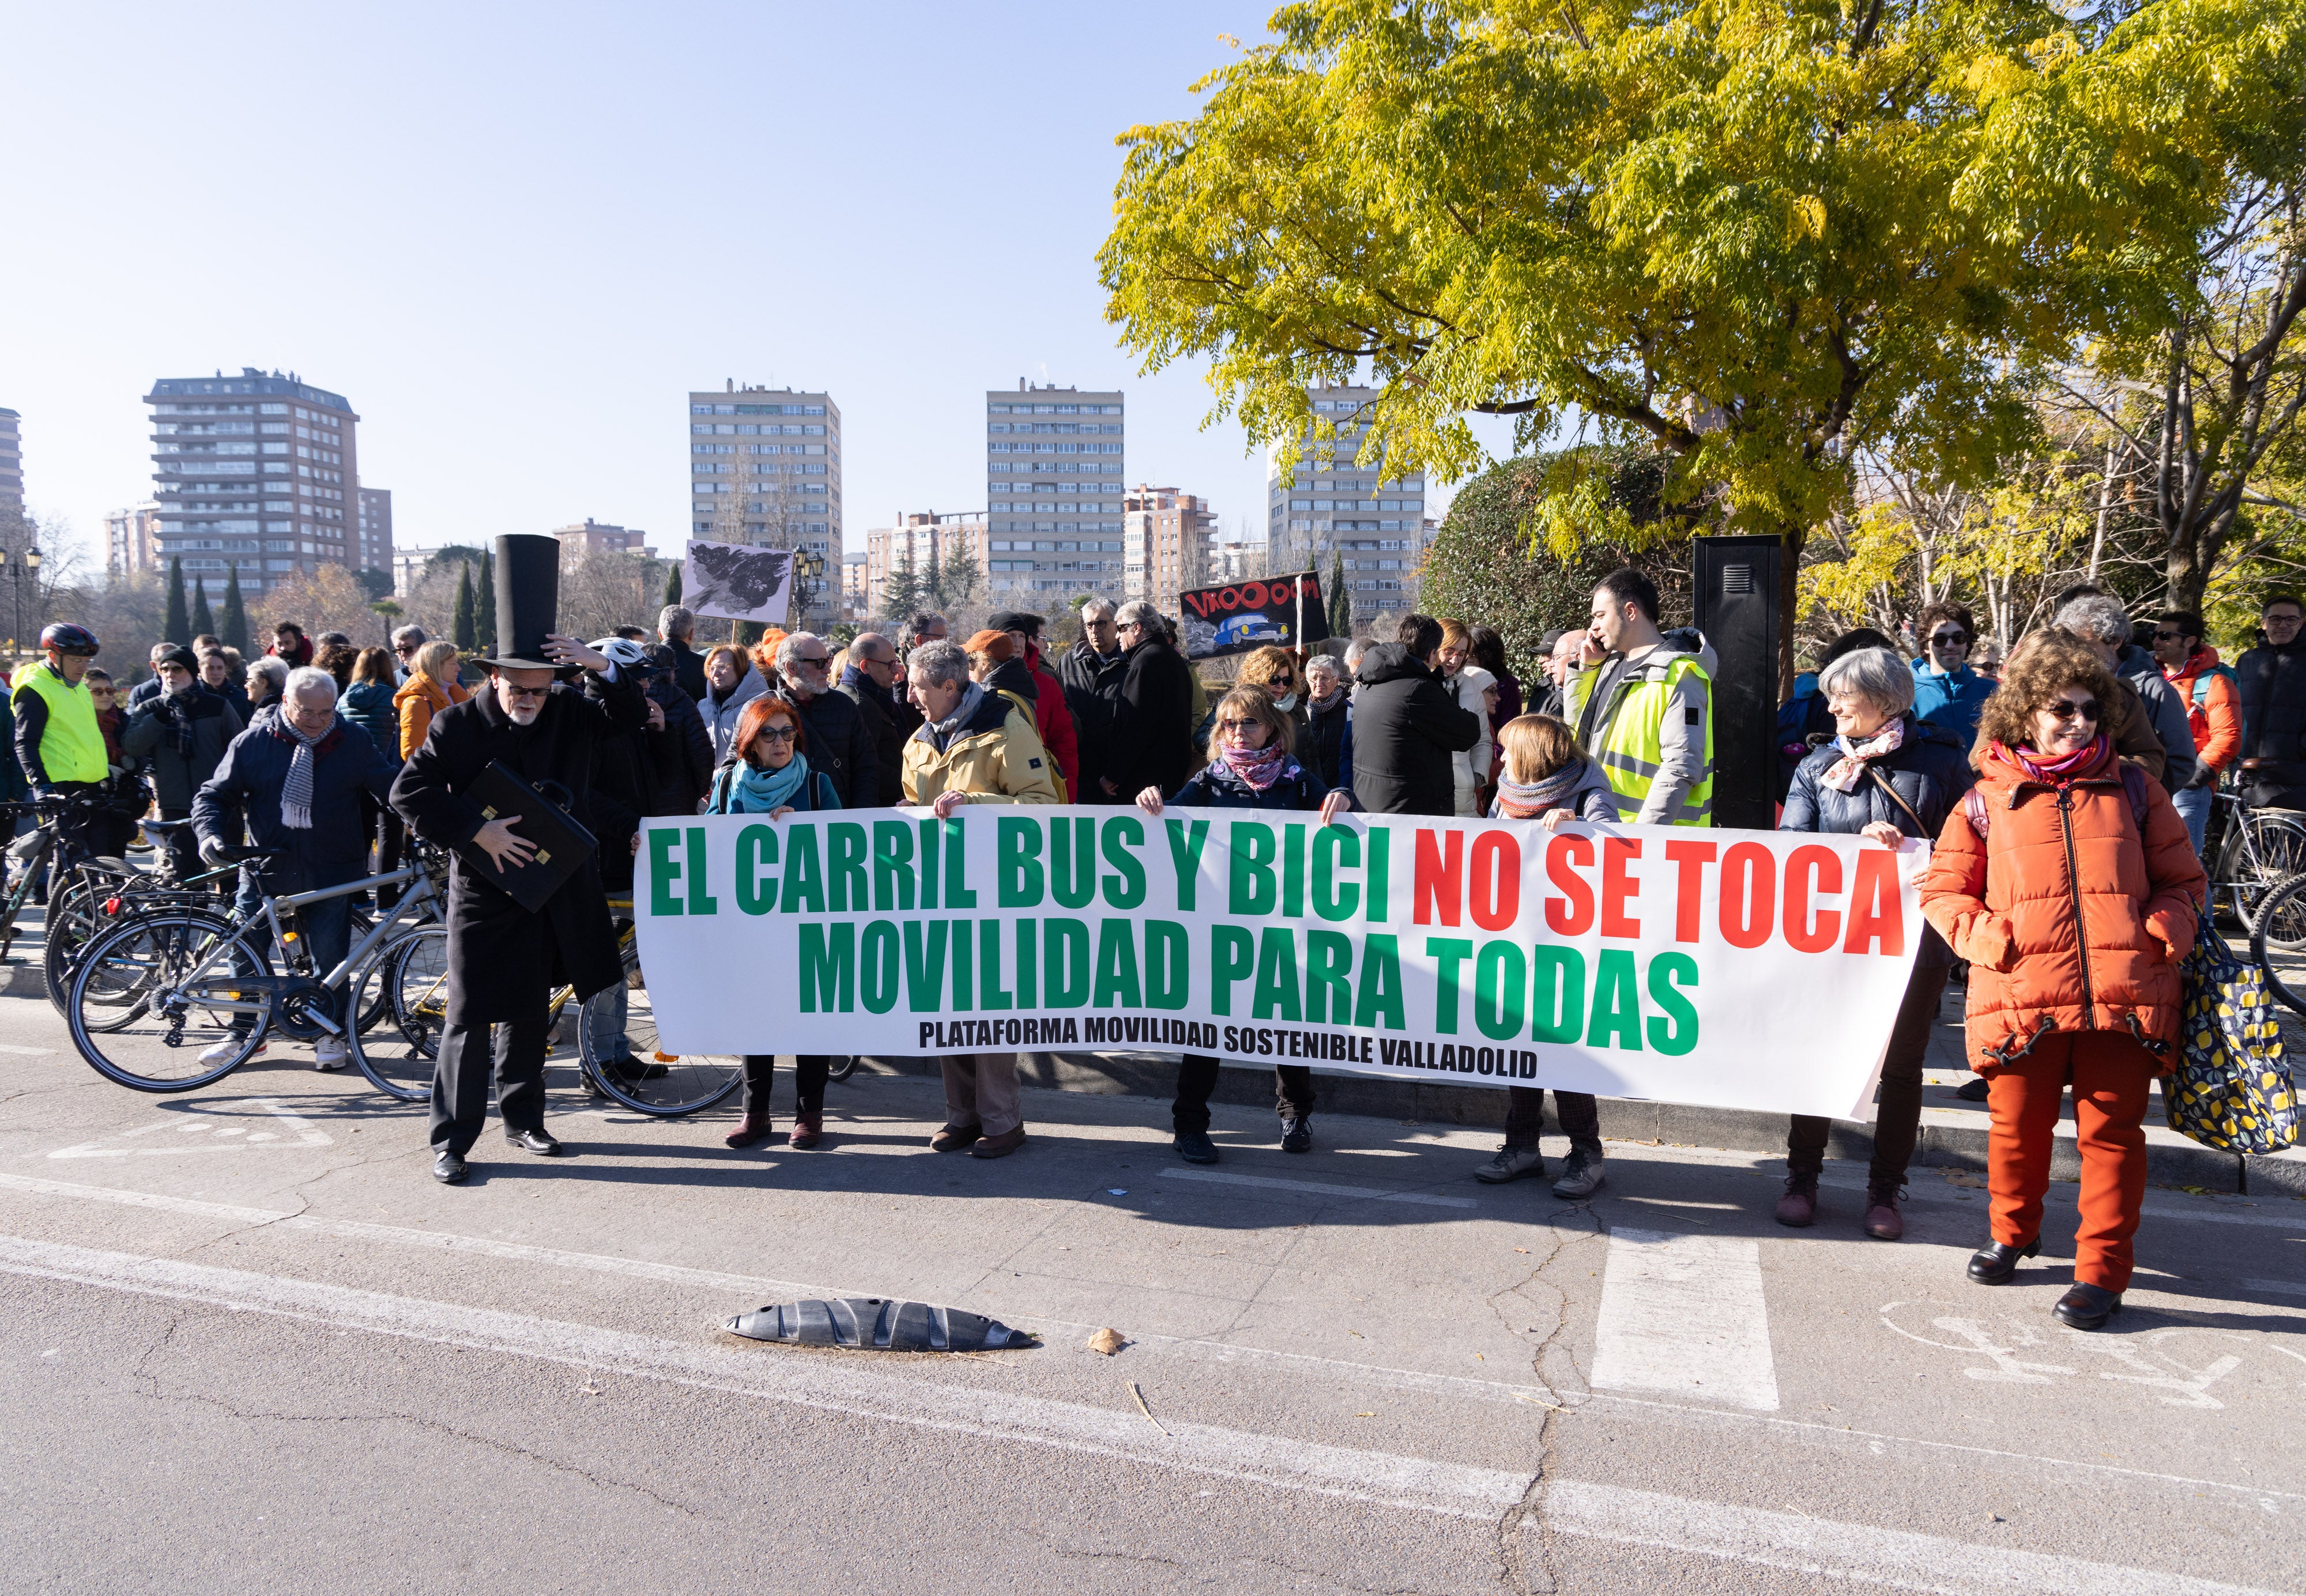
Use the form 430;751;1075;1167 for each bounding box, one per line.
0;991;2300;1593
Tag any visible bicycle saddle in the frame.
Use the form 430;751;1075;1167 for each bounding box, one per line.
212;844;284;863
138;817;194;834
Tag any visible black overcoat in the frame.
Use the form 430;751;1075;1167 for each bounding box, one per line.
390;669;647;1026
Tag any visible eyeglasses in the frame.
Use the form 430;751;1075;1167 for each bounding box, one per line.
394;643;419;655
1217;718;1262;734
755;725;798;744
499;682;551;700
1928;631;1969;646
2045;697;2101;723
2153;628;2184;641
792;654;830;668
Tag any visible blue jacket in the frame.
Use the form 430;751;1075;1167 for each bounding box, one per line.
1168;753;1329;812
1780;712;1972;967
193;707;397;869
342;680;400;759
1908;658;1995;749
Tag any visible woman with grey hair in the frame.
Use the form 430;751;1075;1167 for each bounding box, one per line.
1775;646;1975;1240
2053;592;2196;791
244;655;290;716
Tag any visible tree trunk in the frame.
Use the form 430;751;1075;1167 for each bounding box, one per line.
1777;525;1807;700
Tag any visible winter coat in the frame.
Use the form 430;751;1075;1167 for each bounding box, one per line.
209;677;251;721
1490;670;1525;738
1303;693;1350;792
265;635;314;669
706;756;841;816
1058;638;1131;799
341;679;399;758
2104;676;2171;789
900;688;1064;808
2164;645;2241;780
0;695;24;803
1350;644;1482;816
1919;739;2206;1073
390;669;649;1027
1781;714;1973;969
1166;751;1329;812
394;671;468;761
192;708;396;872
1775;677;1838;800
121;688;246;811
1105;635;1196;801
646;675;715;817
837;667;907;807
2116;643;2197;791
1486;760;1620;825
1908;659;1995;750
790;684;878;810
1445;663;1498;814
699;663;767;765
666;638;710;703
2235;637;2306;806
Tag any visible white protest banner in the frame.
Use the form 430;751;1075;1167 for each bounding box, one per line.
634;808;1927;1119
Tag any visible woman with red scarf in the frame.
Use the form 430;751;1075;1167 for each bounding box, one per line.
1921;632;2205;1331
1137;686;1348;1163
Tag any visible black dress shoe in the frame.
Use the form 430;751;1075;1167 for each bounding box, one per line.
2052;1282;2123;1330
432;1150;469;1184
1174;1130;1219;1165
506;1127;564;1156
1967;1236;2041;1284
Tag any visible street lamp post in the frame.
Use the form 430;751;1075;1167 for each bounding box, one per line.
0;545;32;658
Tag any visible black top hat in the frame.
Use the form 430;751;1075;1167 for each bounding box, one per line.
472;534;567;671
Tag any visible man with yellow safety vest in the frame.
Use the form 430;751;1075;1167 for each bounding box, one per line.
1565;568;1716;828
10;623;108;798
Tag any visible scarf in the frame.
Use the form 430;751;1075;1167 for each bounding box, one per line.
1308;685;1347;715
278;715;330;829
1496;762;1589;820
1818;716;1907;794
2004;734;2108;784
1271;691;1300;713
727;752;811;813
921;682;988;753
1220;738;1291;792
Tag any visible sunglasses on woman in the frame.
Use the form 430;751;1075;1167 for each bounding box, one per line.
2046;697;2101;722
755;725;798;744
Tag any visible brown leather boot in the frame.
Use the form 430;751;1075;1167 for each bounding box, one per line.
787;1114;823;1150
1863;1178;1905;1240
1773;1173;1818;1227
725;1114;774;1149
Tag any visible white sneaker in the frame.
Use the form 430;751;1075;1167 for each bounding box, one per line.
314;1036;349;1071
201;1037;263;1065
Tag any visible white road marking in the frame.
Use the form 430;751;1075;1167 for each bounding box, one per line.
2248;1278;2306;1297
1590;1227;1779;1412
0;1171;1557;1407
0;1232;1532;1520
1158;1167;1478;1209
1543;1479;2290;1595
47;1100;330;1159
0;1043;55;1055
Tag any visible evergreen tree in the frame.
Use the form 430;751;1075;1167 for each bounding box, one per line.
664;560;683;608
477;552;497;652
452;564;477;651
190;578;214;640
218;566;249;654
881;545;921;622
1325;552;1351;642
923;542;945;609
163;557;190;645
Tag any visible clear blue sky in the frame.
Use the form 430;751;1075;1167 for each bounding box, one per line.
1;2;1509;573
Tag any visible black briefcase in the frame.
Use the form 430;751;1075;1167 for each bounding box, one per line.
458;761;598;913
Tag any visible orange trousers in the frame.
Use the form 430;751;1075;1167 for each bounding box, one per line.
1985;1031;2154;1292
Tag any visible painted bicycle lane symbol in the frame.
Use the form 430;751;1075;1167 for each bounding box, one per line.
1879;1299;2306;1409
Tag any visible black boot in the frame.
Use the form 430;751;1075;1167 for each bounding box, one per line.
2051;1281;2123;1330
1967;1236;2040;1285
1280;1115;1313;1154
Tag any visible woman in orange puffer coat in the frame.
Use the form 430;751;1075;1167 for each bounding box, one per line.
1920;632;2206;1331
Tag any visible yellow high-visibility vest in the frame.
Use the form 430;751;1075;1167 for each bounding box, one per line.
9;661;108;784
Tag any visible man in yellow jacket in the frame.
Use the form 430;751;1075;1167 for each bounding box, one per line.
10;622;108;798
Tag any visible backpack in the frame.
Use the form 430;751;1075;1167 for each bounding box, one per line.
2165;912;2297;1154
2189;661;2237;711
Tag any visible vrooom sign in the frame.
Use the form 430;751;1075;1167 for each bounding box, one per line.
636;810;1926;1119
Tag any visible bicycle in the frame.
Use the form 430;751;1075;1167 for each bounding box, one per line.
41;814;229;1020
2202;786;2306;931
63;843;447;1093
0;791;145;966
2247;870;2306;1018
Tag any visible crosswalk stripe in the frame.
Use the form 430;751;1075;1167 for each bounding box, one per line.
1157;1167;1478;1208
1589;1227;1779;1411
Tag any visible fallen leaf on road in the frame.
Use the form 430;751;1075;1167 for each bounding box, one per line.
1128;1380;1168;1435
1354;1412;1376;1418
1514;1247;1530;1254
1088;1327;1126;1356
1943;1170;1987;1188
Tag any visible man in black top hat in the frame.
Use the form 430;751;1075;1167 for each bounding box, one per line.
391;534;648;1184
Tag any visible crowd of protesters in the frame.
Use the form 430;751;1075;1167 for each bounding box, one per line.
12;568;2296;1334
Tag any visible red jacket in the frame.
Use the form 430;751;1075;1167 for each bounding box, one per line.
2163;645;2241;775
1920;739;2205;1072
1026;644;1080;797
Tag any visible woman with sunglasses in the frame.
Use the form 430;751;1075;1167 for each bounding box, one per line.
707;693;841;1152
1136;686;1348;1162
1920;632;2205;1330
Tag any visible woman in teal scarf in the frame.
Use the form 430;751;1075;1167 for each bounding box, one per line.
708;693;840;1148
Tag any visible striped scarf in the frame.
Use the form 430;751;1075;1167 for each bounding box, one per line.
278;715;329;829
1495;762;1588;820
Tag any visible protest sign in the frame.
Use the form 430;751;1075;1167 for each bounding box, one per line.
634;808;1927;1119
683;539;794;627
1175;572;1331;659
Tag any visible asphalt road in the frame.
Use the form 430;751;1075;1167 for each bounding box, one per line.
1;991;2301;1594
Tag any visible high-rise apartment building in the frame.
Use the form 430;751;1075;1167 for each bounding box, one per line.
144;369;359;594
985;383;1125;601
0;408;21;523
551;518;653;558
864;511;986;618
355;488;395;576
1121;486;1218;615
105;503;161;574
1265;381;1429;633
841;551;869;618
688;384;841;581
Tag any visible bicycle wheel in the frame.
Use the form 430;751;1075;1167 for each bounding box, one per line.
42;873;113;1014
67;911;275;1092
578;941;743;1116
347;925;447;1103
2251;873;2306;1018
824;1054;860;1082
2231;812;2306;931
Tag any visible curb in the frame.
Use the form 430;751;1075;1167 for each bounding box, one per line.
857;1049;2306;1201
0;960;46;999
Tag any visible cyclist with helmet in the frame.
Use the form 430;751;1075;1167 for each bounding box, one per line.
12;624;107;798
